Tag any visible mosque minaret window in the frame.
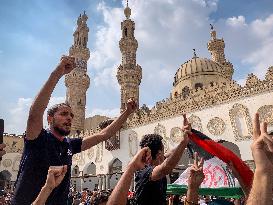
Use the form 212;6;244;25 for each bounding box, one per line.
195;83;203;90
182;86;190;98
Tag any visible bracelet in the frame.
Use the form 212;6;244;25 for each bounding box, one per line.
185;198;199;205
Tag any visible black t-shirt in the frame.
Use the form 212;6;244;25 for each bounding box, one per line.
11;129;82;205
134;165;167;205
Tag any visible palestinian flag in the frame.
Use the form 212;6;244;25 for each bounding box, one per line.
167;129;253;198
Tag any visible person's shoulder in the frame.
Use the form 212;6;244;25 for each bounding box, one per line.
24;129;48;145
136;165;153;173
135;165;153;179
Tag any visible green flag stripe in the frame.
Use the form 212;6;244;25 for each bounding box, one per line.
167;184;244;199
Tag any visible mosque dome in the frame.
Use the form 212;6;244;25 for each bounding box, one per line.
172;56;231;98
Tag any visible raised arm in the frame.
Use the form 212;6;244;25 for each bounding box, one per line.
151;114;190;181
81;99;137;151
246;113;273;205
185;152;204;205
32;165;67;205
107;147;151;205
26;56;75;140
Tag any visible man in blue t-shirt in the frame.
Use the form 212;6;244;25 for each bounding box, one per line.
11;56;137;205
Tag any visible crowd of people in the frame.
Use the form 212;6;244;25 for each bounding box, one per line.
0;56;272;205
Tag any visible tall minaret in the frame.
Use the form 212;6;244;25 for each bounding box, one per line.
65;12;90;134
117;1;142;112
207;24;234;80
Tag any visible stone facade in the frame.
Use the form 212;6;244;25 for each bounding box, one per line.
3;6;273;192
69;7;273;191
65;12;90;134
117;3;142;112
0;134;24;184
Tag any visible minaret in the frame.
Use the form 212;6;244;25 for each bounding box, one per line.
65;12;90;134
117;1;142;112
207;24;234;80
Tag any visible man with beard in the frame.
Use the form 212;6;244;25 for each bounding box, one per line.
11;56;137;205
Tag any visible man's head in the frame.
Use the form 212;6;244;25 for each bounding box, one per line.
47;103;73;136
98;119;114;130
139;134;164;165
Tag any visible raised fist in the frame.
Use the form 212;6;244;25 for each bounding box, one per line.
55;55;76;76
126;98;137;114
129;147;151;171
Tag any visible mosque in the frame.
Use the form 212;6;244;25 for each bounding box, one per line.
1;3;273;191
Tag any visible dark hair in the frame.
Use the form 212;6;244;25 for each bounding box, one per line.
139;134;163;160
47;103;71;117
98;119;114;129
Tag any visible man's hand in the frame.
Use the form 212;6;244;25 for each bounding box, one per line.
188;152;204;190
129;147;152;171
0;143;6;158
125;98;137;114
251;113;273;173
182;114;191;143
45;165;68;190
55;56;76;77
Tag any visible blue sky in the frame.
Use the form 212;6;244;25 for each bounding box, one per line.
1;0;273;134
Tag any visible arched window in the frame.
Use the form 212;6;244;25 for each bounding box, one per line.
109;158;122;174
124;28;128;37
84;162;96;175
195;83;203;90
182;86;190;98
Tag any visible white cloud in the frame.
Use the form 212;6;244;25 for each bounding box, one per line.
6;98;32;134
6;96;65;134
251;14;273;38
223;14;273;78
226;16;247;28
89;0;220;103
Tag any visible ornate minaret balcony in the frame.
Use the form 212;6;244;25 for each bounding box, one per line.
65;12;90;134
207;24;234;80
117;1;142;112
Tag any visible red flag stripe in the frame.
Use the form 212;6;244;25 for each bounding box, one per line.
189;132;254;188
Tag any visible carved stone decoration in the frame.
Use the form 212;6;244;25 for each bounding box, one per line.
12;155;21;171
265;66;273;81
2;159;12;168
154;123;167;138
100;165;104;171
65;12;90;134
87;147;95;160
207;117;226;135
170;127;183;144
188;115;203;132
95;143;103;163
154;123;169;152
257;105;273;126
105;135;120;151
128;131;138;157
162;138;169;153
73;152;85;166
78;153;85;166
229;103;252;141
245;73;260;87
